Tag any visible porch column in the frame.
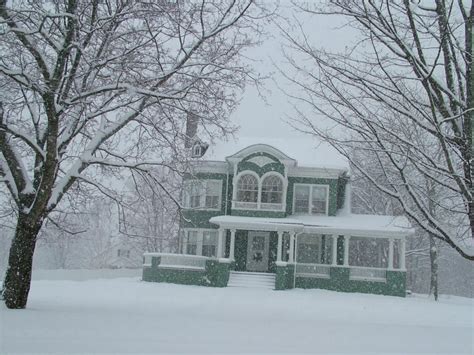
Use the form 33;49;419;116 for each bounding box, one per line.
229;229;236;261
331;235;338;266
217;228;225;258
289;232;295;263
277;230;284;262
343;235;350;266
400;238;406;270
388;238;394;270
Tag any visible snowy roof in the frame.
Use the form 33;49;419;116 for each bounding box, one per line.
210;214;412;238
203;136;349;170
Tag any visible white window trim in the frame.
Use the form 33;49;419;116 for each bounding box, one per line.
232;170;287;212
182;228;218;257
292;183;329;216
183;179;223;211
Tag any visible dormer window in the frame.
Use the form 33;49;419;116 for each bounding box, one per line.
192;144;202;158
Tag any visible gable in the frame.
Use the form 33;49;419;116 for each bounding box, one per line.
237;151;285;176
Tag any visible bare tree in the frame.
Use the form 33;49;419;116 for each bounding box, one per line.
119;169;181;253
280;0;474;261
0;0;268;308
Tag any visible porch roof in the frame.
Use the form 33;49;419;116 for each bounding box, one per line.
209;214;413;238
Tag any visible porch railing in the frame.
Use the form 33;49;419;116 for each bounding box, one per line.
295;263;331;278
349;266;387;282
143;253;208;270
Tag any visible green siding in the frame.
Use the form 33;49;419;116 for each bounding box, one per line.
295;267;407;297
234;230;248;271
142;256;230;287
275;263;295;290
337;175;348;210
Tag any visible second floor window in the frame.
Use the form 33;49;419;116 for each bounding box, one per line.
205;181;221;209
261;175;283;204
237;174;258;202
294;184;328;215
184;179;222;210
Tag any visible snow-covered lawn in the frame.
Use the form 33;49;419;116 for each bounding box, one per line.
1;270;472;354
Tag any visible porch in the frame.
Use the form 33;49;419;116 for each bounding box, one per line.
142;214;411;296
210;214;409;296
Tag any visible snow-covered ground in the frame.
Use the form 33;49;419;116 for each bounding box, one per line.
1;270;472;354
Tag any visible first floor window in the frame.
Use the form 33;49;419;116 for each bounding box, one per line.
293;184;328;215
202;230;217;257
182;229;218;257
185;230;198;255
297;234;321;263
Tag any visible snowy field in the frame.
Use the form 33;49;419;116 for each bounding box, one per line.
0;270;472;354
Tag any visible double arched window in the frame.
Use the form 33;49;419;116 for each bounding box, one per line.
235;173;284;209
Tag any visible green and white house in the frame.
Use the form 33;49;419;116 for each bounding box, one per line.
143;142;411;296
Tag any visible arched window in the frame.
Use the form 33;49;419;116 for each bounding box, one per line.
261;175;283;204
237;174;258;202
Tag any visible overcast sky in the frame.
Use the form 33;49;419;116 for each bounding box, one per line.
211;2;353;167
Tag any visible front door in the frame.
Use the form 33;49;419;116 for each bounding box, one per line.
246;231;270;272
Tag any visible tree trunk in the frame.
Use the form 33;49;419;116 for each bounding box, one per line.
429;234;439;301
2;213;42;309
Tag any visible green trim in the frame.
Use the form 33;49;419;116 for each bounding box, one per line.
237;161;285;176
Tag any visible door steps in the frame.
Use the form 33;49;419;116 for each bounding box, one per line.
227;271;275;289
